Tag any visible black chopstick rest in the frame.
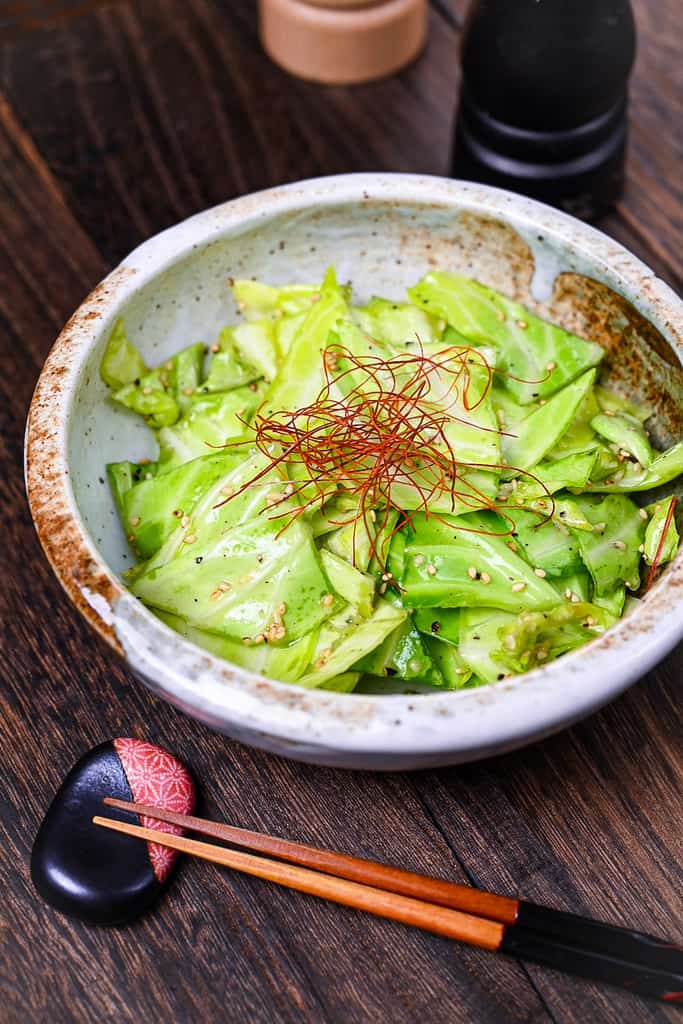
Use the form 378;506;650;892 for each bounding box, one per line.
31;739;196;925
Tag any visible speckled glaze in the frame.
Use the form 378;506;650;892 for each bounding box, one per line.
25;174;683;770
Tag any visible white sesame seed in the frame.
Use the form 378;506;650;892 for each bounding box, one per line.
511;581;527;592
534;567;547;578
536;648;548;661
322;594;334;607
211;343;220;353
496;310;506;322
413;554;425;567
504;635;516;650
507;540;518;552
638;543;645;553
238;573;255;584
546;361;556;372
585;616;596;627
571;593;581;603
278;602;287;615
408;659;421;674
427;564;437;576
183;386;194;396
184;534;197;544
594;522;606;533
480;572;491;585
142;385;152;395
467;566;478;579
564;588;573;600
604;409;616;416
181;515;190;527
613;540;627;550
130;516;141;527
221;485;235;497
516;319;528;330
639;508;649;520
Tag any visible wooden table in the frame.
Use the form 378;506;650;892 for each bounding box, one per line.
1;2;681;1021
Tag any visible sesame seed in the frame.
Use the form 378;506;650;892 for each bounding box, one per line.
278;603;287;615
322;594;334;607
507;540;518;552
407;659;421;674
237;301;246;313
130;516;141;527
142;385;152;395
183;386;194;396
221;485;235;497
437;319;446;332
613;540;627;550
516;319;528;330
145;472;153;480
536;648;548;661
594;522;606;533
211;343;220;353
539;399;547;406
173;509;183;518
427;564;437;576
184;534;197;544
565;589;573;600
238;573;255;584
511;581;527;592
504;635;516;650
467;566;478;580
265;492;282;507
284;483;295;496
210;589;223;601
181;515;190;527
127;534;135;543
534;567;547;578
585;616;596;627
496;310;506;321
165;362;173;371
414;554;425;566
571;593;580;603
604;409;616;417
480;572;491;585
379;582;388;594
546;361;556;372
639;508;649;520
638;543;645;553
369;510;377;522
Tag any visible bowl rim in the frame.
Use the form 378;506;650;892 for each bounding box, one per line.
25;172;683;763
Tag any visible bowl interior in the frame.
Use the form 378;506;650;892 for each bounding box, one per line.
67;192;683;584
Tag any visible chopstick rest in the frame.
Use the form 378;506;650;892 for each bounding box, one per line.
31;739;196;925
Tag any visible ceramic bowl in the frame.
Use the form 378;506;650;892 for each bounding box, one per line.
26;174;683;770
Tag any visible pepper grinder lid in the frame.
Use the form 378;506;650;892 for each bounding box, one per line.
258;0;427;85
452;0;636;220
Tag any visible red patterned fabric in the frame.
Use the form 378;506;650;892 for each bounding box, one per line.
114;738;196;883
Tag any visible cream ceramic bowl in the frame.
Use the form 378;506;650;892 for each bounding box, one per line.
26;174;683;769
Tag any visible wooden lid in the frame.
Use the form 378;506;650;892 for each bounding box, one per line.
258;0;427;85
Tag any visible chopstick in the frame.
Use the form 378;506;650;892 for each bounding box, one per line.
104;797;682;970
95;804;683;1002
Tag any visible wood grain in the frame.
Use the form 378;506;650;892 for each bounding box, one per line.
0;1;681;1022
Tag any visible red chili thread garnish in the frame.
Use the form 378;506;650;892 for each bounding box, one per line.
214;343;554;568
645;495;677;591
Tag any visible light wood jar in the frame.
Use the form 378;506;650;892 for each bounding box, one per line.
258;0;427;85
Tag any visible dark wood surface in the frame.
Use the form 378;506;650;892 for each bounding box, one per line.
1;2;681;1022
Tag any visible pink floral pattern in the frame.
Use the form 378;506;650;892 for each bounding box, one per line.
114;738;196;883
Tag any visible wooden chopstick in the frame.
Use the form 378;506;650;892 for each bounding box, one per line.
103;796;518;923
93;815;503;949
96;801;683;1003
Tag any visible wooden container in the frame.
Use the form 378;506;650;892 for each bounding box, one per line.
258;0;427;85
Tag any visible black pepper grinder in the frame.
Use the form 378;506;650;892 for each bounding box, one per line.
451;0;636;220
